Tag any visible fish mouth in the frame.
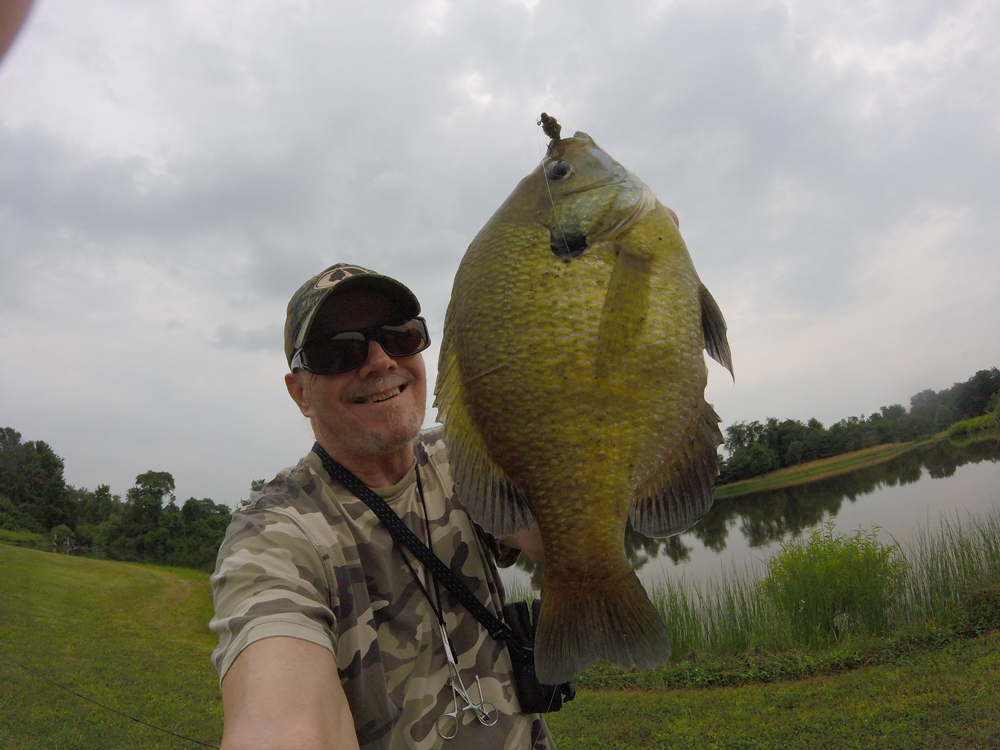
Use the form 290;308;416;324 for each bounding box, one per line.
551;229;588;260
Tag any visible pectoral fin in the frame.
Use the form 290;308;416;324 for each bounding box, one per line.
595;246;652;378
629;400;724;537
701;284;733;377
433;303;535;538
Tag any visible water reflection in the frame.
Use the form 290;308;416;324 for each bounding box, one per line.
512;438;1000;587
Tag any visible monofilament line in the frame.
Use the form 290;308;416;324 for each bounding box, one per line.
0;647;220;748
535;115;573;262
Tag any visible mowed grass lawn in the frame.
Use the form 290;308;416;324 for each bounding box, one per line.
0;544;223;749
2;544;999;749
547;632;1000;749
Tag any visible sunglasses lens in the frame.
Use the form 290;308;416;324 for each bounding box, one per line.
303;333;369;375
295;319;430;375
378;319;429;357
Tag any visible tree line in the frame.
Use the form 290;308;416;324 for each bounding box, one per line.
0;427;232;570
718;367;1000;485
2;367;998;570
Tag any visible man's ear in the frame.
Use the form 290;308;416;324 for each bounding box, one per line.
285;371;315;418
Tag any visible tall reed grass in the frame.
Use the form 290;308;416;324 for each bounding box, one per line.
504;577;538;604
902;508;1000;627
647;504;1000;660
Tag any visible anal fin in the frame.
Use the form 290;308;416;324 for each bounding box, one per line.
629;400;724;538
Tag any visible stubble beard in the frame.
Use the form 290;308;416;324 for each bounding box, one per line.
339;401;424;457
319;371;425;459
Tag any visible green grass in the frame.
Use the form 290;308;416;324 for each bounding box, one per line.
0;527;47;549
762;525;907;646
947;410;999;442
715;439;940;500
504;576;539;603
546;631;1000;749
0;545;222;749
904;509;1000;628
3;502;1000;749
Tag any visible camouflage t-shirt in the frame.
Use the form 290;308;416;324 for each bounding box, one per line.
210;426;554;750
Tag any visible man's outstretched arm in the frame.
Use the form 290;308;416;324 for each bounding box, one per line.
220;636;360;750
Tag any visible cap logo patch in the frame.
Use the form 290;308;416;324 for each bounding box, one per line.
314;265;368;290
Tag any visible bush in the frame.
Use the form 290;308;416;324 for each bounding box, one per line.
957;587;1000;637
947;413;998;440
50;524;74;545
762;523;908;647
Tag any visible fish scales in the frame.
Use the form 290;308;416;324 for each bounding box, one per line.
435;127;733;684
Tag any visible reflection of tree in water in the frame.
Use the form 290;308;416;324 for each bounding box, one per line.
513;439;999;580
691;439;998;554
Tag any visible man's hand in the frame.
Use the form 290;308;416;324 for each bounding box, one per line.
220;636;360;750
504;523;545;562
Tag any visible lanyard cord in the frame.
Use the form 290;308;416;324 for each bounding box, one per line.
396;463;449;638
312;442;515;644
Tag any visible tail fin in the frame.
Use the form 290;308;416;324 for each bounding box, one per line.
534;568;671;684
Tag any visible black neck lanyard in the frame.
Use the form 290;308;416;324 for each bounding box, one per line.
311;442;516;645
396;462;448;634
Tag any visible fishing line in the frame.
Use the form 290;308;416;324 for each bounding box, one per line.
534;119;573;262
535;115;590;356
0;646;219;748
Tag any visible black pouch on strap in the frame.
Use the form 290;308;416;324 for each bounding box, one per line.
502;599;576;713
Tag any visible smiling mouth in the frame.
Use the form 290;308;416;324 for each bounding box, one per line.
354;384;405;405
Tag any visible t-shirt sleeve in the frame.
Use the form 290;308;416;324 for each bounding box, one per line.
209;507;336;683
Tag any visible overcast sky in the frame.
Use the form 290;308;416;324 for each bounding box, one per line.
2;0;998;507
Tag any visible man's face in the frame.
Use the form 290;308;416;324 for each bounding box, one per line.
287;288;427;463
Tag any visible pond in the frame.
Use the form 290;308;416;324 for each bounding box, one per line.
499;437;1000;594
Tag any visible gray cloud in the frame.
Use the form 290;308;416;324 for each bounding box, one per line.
1;0;997;505
214;323;283;353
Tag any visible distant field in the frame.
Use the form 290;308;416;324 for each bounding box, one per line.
714;439;939;500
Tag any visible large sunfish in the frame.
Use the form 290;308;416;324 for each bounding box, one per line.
434;119;733;683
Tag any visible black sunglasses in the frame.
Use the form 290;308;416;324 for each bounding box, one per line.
290;317;431;375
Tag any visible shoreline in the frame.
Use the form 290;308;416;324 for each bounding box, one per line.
714;433;949;500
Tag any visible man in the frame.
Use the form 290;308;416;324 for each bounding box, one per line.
210;264;551;750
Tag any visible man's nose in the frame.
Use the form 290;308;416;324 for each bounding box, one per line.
358;341;397;377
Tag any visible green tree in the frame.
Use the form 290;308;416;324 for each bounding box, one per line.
166;497;232;569
75;483;121;525
116;471;175;560
934;404;958;431
954;368;1000;419
0;427;74;532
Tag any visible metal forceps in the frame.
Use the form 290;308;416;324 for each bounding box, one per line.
436;625;499;740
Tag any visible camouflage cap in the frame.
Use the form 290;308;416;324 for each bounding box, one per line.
284;264;421;366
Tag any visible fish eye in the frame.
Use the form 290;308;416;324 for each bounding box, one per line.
545;160;573;181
